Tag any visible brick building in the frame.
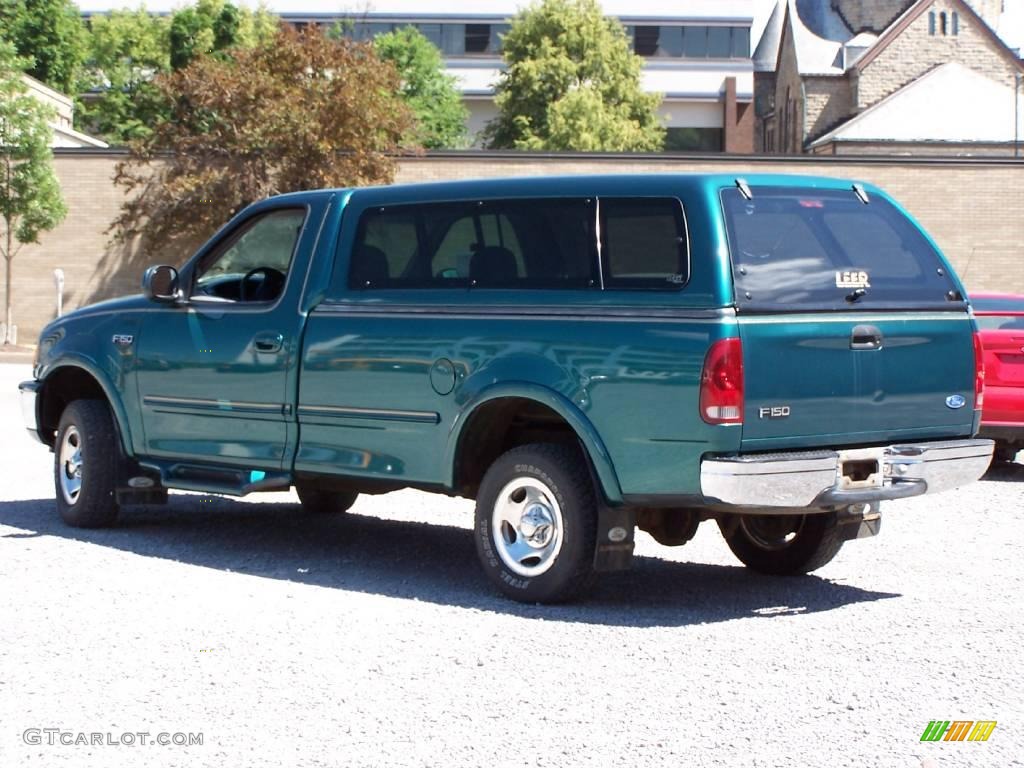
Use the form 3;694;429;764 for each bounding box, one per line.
753;0;1024;154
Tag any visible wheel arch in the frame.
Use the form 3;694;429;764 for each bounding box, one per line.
445;383;623;504
38;358;134;455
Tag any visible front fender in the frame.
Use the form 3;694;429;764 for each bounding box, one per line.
39;355;136;456
444;381;623;505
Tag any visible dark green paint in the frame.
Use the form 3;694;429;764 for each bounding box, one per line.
30;174;975;503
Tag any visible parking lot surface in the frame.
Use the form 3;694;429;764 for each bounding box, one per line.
0;362;1021;768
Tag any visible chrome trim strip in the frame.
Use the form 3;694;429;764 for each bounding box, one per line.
701;438;994;509
297;404;441;424
314;303;731;322
142;395;284;414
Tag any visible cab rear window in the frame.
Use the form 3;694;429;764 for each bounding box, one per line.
722;186;961;310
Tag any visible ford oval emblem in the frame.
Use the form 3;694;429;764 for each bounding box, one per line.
946;394;967;409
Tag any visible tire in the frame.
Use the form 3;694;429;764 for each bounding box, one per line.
993;442;1019;465
54;399;120;528
474;443;598;603
719;512;843;576
295;484;358;514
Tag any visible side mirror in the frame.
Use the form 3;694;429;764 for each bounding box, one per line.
142;265;180;303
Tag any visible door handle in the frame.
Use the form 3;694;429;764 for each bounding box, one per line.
850;324;882;350
254;333;284;353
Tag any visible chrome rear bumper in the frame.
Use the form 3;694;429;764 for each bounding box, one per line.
701;439;994;509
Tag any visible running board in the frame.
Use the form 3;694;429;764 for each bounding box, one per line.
138;461;291;497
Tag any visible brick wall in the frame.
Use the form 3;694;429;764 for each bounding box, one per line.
804;75;855;140
856;0;1022;110
4;150;1023;342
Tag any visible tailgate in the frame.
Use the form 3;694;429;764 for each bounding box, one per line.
720;183;977;451
978;327;1024;423
739;312;977;449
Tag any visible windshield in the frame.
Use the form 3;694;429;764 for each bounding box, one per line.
722;186;962;311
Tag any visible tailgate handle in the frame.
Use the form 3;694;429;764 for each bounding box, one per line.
850;325;882;350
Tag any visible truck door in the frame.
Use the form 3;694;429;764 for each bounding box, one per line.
135;202;326;469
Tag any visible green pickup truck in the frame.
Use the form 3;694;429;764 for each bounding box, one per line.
19;174;993;602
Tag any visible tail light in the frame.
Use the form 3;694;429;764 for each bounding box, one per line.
973;331;985;410
700;337;744;424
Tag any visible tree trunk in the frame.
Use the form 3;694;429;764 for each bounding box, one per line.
3;223;11;346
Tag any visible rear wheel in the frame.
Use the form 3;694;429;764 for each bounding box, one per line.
54;400;120;528
474;443;598;603
993;442;1019;465
720;512;843;575
295;484;358;514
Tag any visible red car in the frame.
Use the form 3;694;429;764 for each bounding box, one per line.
973;293;1024;464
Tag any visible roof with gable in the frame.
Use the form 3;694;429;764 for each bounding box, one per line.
754;0;1024;75
853;0;1024;73
808;61;1024;146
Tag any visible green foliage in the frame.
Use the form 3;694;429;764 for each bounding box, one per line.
168;0;277;70
374;26;468;149
79;2;280;143
0;0;87;93
114;27;414;249
80;8;171;143
0;40;68;341
484;0;663;152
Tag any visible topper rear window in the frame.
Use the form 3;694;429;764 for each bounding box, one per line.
721;187;961;311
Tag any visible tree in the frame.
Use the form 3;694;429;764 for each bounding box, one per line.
113;26;414;249
169;0;278;70
373;26;468;149
79;2;280;143
483;0;663;151
0;41;67;343
0;0;87;94
79;9;171;143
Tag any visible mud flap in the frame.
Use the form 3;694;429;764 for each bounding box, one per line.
594;505;636;571
836;503;882;541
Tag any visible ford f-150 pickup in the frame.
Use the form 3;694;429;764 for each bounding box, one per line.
19;174;994;602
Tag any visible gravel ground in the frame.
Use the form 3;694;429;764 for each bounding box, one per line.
0;361;1021;768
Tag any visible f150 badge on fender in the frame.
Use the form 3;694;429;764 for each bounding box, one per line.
112;334;134;346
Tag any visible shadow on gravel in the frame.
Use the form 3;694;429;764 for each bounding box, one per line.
0;497;900;627
981;460;1024;482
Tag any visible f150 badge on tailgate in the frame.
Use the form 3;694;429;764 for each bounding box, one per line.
759;406;791;419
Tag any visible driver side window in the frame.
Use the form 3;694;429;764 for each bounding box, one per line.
194;208;306;303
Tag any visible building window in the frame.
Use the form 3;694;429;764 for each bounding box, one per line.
940;11;948;35
465;24;491;54
952;12;959;35
339;20;506;56
665;127;724;151
634;26;660;56
928;11;936;35
632;25;748;59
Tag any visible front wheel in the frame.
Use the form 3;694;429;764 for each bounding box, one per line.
474;443;598;603
54;400;120;528
719;512;843;576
